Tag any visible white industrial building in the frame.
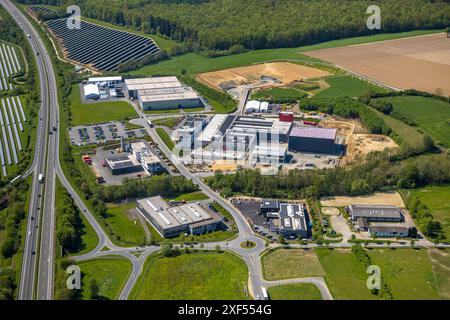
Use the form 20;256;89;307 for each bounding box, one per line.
130;141;162;174
88;76;123;85
124;76;202;111
83;83;100;100
245;100;261;113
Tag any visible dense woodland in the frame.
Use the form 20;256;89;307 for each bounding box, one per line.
18;0;450;52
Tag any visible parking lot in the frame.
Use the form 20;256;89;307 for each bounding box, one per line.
69;121;146;146
232;198;279;240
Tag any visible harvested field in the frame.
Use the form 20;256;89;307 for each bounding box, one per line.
197;62;331;90
304;33;450;95
321;117;398;164
320;192;405;208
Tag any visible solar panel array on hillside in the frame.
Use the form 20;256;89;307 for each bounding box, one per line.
27;5;56;15
46;19;161;71
0;43;22;91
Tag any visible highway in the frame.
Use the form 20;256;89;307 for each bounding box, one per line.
1;0;112;300
0;0;52;300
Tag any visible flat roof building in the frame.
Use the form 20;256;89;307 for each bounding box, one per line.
136;196;224;238
368;225;408;238
349;205;404;222
130;141;162;174
125;76;202;110
278;203;309;238
83;84;100;100
289;126;337;154
105;154;142;175
88;76;123;84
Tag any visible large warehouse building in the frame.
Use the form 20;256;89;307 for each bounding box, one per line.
288;126;337;154
124;77;202;111
189;114;292;164
136;196;224;238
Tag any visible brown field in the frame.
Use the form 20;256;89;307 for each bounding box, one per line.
320;192;405;208
304;33;450;95
197;62;331;90
321;117;399;165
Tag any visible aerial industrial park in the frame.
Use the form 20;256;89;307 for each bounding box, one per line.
0;0;449;308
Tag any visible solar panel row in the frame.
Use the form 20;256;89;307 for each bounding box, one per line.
46;19;161;71
28;5;56;15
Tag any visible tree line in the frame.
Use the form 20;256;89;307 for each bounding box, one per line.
18;0;450;52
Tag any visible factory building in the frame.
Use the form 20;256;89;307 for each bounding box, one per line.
368;226;409;238
136;196;224;238
83;84;100;100
88;76;123;85
130;141;162;174
288;126;337;154
105;154;142;175
267;203;309;239
124;76;202;110
348;205;404;223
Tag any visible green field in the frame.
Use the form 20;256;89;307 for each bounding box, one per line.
130;252;248;300
155;128;175;150
252;87;307;101
263;248;446;300
315;75;389;98
403;185;450;240
372;108;426;149
78;256;132;300
171;191;209;202
106;203;147;246
377;96;450;147
262;249;325;281
130;30;441;77
268;284;323;300
69;84;138;126
368;248;440;300
428;249;450;299
152;117;182;128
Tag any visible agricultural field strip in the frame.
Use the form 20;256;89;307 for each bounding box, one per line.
46;19;160;71
1;98;18;164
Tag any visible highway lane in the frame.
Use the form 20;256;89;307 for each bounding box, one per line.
0;0;52;300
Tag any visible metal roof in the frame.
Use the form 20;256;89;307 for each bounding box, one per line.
349;205;402;219
290;126;337;140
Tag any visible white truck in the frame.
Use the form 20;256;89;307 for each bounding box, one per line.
261;286;269;300
38;173;44;183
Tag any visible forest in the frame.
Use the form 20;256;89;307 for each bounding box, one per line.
17;0;450;52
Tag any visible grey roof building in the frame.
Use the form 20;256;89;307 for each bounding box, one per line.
368;225;409;238
349;205;404;222
278;203;308;238
261;199;280;214
136;196;223;238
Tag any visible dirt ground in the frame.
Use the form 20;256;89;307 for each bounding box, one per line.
304;33;450;95
320;191;405;208
197;62;331;90
322;207;340;216
210;160;244;172
321;117;399;165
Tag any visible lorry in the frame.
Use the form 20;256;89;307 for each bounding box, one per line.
147;120;154;128
38;173;44;183
261;286;269;300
